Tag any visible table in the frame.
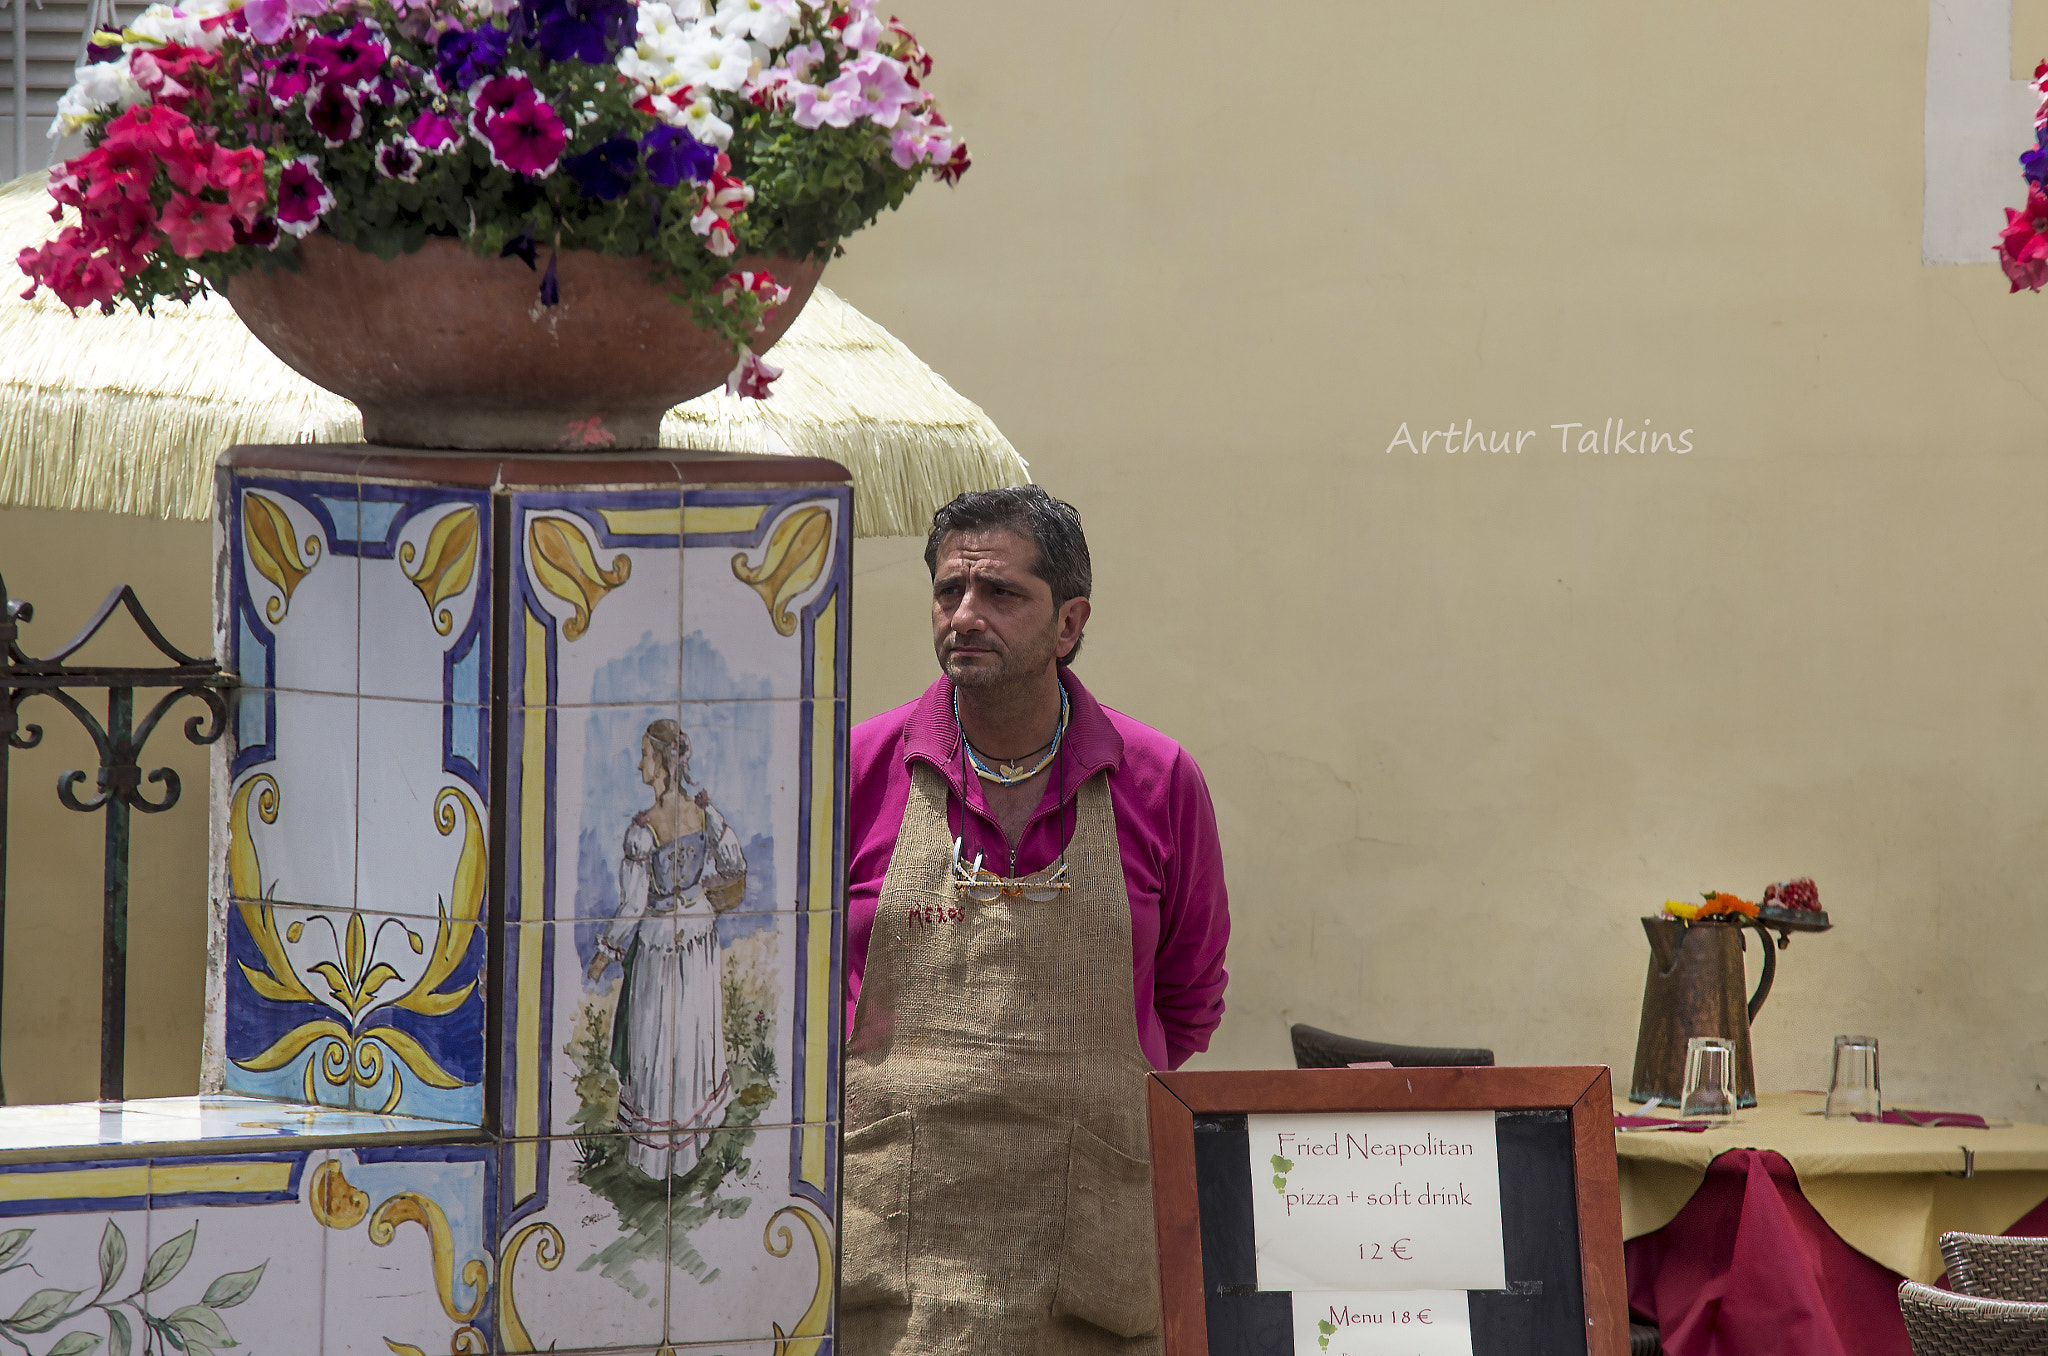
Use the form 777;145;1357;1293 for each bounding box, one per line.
1617;1092;2048;1356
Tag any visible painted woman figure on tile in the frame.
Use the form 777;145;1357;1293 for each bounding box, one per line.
586;718;748;1180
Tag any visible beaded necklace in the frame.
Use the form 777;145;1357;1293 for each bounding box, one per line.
953;682;1069;786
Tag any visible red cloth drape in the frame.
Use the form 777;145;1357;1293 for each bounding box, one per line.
1625;1150;1910;1356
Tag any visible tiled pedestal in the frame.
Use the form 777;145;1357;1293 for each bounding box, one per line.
0;446;851;1356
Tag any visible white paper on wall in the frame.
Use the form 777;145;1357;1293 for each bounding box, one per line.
1247;1110;1506;1293
1290;1292;1475;1356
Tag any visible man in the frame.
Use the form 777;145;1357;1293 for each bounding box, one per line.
840;486;1231;1355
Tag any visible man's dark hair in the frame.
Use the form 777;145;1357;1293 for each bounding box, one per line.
924;486;1091;665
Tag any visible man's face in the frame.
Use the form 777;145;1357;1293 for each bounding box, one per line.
930;528;1086;689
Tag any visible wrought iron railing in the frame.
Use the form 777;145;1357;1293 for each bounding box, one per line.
0;567;231;1102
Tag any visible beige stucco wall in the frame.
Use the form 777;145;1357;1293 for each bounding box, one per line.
6;0;2048;1117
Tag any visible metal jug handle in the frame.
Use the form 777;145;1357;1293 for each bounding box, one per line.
1743;916;1779;1023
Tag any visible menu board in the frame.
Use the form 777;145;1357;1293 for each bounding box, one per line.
1145;1067;1629;1356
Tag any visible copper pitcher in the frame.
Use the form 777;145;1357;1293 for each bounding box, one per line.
1630;916;1777;1108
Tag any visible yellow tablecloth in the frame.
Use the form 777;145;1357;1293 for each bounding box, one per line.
1616;1091;2048;1283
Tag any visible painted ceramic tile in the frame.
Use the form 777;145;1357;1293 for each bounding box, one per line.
511;492;685;710
665;1142;835;1350
0;1162;155;1355
356;693;490;923
534;699;803;925
228;474;360;699
358;490;491;704
319;1144;495;1356
492;1134;665;1353
148;1153;325;1356
224;903;485;1123
680;488;850;704
227;687;358;914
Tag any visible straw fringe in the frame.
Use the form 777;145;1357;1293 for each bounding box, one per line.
0;169;1026;536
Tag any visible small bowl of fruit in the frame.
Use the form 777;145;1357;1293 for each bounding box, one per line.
1758;877;1830;933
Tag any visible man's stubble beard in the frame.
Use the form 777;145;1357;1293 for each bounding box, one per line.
940;616;1061;694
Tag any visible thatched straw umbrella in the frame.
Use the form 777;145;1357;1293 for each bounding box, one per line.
0;171;1025;537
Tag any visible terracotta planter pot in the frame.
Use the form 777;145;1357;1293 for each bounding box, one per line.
225;233;827;451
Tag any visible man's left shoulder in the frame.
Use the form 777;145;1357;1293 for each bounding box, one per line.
1100;704;1201;785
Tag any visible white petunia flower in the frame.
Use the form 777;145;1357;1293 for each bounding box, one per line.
671;25;752;93
127;4;219;48
675;93;732;146
711;0;798;47
51;56;144;133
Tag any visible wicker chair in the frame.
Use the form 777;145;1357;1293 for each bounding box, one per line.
1288;1024;1494;1070
1942;1232;2048;1302
1899;1280;2048;1354
1629;1320;1663;1355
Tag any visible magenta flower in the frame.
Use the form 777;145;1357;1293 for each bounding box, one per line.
306;20;388;86
408;106;460;150
480;90;566;177
158;193;236;258
275;156;334;236
305;81;363;145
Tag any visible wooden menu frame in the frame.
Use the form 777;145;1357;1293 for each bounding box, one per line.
1147;1065;1627;1356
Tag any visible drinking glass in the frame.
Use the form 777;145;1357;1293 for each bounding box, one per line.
1825;1035;1881;1119
1680;1036;1738;1123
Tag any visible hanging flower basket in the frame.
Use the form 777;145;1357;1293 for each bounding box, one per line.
18;0;968;444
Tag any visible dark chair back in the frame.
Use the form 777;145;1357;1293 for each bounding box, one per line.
1288;1023;1495;1070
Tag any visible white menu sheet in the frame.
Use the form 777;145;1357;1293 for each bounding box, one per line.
1247;1110;1506;1293
1290;1292;1474;1356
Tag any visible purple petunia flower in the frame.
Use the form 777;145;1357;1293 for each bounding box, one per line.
512;0;632;64
433;25;507;91
641;125;714;187
275;157;334;236
305;80;363;145
539;249;558;306
564;135;636;200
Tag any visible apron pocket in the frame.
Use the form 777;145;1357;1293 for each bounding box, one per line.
840;1110;915;1310
1052;1122;1161;1338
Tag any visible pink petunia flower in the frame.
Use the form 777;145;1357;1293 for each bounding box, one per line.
842;51;917;127
210;144;269;221
158;193;236;257
790;75;858;130
101;103;192;156
241;0;292;44
1999;187;2048;292
275;155;334;236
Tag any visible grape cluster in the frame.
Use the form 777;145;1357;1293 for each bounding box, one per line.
1762;877;1821;911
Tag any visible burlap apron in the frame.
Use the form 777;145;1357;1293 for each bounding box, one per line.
840;762;1162;1355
